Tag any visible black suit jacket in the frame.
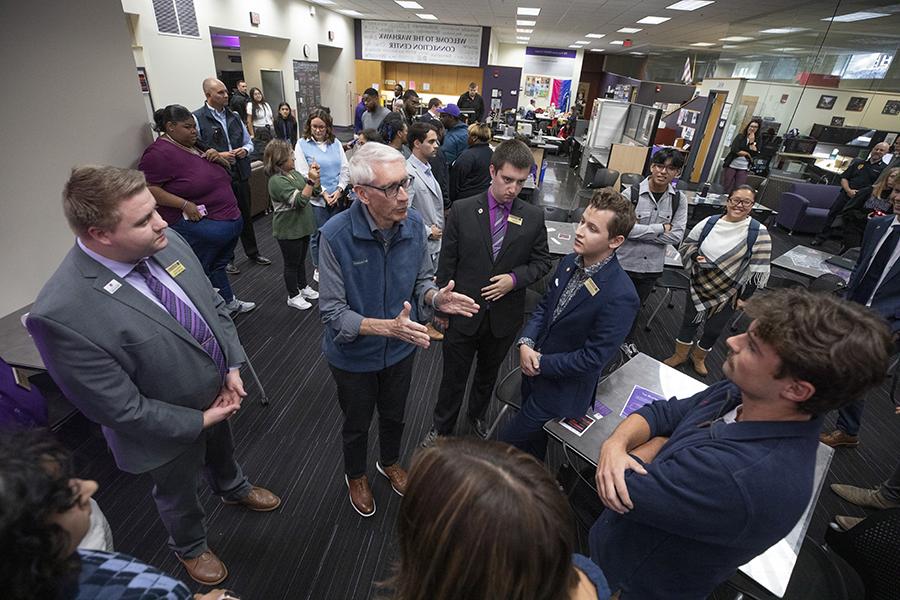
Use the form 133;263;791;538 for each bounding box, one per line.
436;192;551;337
848;215;900;333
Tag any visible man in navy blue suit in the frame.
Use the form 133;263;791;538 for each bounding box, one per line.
821;185;900;449
500;188;640;459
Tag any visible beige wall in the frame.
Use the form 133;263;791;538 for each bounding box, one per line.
496;43;526;68
121;0;356;125
1;0;152;316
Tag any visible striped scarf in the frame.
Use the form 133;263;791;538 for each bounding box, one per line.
679;217;771;322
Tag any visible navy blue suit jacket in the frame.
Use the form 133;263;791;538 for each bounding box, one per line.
848;215;900;333
521;253;639;417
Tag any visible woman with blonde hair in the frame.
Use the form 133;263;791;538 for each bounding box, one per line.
390;438;611;600
840;166;899;252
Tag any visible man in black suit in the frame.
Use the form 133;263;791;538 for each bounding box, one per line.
457;82;485;123
423;140;552;443
420;97;443;127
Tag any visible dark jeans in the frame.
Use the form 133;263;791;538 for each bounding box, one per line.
625;271;662;342
276;236;310;297
169;217;242;302
676;299;736;350
836;399;865;437
433;314;518;435
231;176;260;259
330;352;415;479
309;204;337;268
148;420;251;558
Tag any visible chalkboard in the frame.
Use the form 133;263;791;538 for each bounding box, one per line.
293;60;322;127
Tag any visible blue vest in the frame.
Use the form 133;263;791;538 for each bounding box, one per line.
193;105;250;180
321;200;427;372
297;138;342;193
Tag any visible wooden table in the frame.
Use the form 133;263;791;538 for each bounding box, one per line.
543;352;835;597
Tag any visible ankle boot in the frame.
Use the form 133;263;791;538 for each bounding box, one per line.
690;345;709;376
663;340;692;368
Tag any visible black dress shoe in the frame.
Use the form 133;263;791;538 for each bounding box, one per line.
810;238;824;247
252;255;272;266
468;415;487;439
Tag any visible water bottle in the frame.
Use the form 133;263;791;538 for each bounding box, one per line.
698;182;710;198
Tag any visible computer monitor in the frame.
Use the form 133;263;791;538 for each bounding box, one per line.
517;121;533;136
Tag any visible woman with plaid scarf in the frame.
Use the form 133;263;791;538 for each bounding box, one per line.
664;185;771;375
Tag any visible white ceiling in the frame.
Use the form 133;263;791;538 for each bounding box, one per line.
315;0;900;57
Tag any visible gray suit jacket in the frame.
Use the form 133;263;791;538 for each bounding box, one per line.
26;231;245;474
407;155;444;256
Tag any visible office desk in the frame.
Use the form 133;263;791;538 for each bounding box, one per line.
0;304;43;370
543;352;835;597
546;220;576;255
772;245;851;282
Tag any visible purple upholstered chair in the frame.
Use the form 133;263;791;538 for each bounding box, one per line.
775;182;842;234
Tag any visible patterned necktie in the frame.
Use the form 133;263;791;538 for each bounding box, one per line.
851;225;900;304
492;203;509;260
132;260;227;378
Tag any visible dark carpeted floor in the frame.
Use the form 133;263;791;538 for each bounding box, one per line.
57;154;900;599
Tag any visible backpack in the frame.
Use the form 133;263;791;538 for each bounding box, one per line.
630;186;681;217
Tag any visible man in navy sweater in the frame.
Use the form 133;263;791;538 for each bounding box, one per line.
589;288;892;599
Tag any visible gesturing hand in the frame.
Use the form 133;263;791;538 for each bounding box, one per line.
308;163;321;187
519;344;541;376
481;274;515;302
393;301;430;348
433;280;480;317
595;440;648;514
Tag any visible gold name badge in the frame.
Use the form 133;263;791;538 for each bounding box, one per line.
166;260;186;278
584;279;600;296
507;214;523;226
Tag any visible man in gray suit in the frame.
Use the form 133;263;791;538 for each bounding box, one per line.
407;122;445;340
26;166;280;586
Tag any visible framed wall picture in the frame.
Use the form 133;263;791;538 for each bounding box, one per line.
846;97;867;112
816;95;837;110
830;116;845;127
883;100;900;116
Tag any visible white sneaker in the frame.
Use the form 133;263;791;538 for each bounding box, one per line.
300;286;319;300
226;298;256;314
313;268;319;283
287;294;312;310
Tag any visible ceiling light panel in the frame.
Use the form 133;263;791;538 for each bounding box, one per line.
759;27;807;34
394;1;422;8
719;36;754;42
590;48;604;52
637;16;670;24
517;20;536;26
666;0;714;10
338;9;364;17
517;7;541;16
585;33;606;39
417;13;438;20
516;28;533;33
824;12;889;22
574;40;590;44
609;40;624;45
690;42;715;46
618;27;642;33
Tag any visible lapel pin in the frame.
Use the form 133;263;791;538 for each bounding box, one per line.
103;279;122;294
478;208;484;214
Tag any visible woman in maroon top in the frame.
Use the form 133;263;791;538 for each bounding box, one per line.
139;104;255;314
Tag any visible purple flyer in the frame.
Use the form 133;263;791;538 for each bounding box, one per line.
592;398;613;417
620;385;666;417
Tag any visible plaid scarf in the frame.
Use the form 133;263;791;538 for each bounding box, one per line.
679;217;771;322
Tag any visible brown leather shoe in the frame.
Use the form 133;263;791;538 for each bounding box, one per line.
177;550;228;585
426;322;444;341
376;461;408;496
345;474;376;517
820;429;860;448
222;486;281;512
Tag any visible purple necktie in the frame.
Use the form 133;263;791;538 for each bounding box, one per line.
492;203;509;260
133;260;227;378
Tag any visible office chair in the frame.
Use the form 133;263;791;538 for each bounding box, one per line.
825;508;900;600
620;172;643;191
644;270;691;331
484;366;522;439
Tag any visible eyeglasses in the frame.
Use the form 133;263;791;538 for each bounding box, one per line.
650;163;680;174
359;175;415;199
728;197;754;207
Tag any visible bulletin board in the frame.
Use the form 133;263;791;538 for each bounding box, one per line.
525;75;551;98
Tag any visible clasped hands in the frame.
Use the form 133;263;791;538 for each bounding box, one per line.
391;280;478;349
202;370;247;428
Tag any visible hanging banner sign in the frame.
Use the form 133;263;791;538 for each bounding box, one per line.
361;20;483;67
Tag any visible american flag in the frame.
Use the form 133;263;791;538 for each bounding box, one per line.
682;57;693;84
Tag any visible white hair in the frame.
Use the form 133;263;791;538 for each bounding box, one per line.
349;142;406;186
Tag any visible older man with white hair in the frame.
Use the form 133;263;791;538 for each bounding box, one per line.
317;142;479;517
